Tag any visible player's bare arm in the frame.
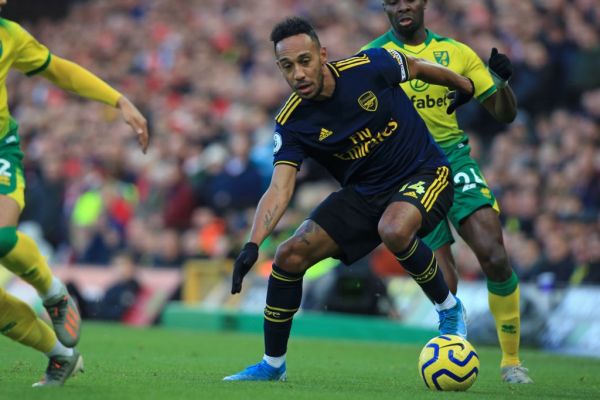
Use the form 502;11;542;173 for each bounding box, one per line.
404;54;474;114
249;164;297;245
231;164;297;294
405;55;473;96
481;48;517;123
40;56;149;153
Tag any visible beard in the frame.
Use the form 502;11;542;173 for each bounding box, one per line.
311;71;325;99
296;69;325;100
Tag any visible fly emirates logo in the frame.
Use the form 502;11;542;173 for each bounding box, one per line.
333;119;398;161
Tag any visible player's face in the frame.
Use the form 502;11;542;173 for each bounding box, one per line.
275;34;327;100
382;0;426;36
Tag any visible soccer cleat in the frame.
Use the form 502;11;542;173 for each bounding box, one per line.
437;297;467;339
223;360;287;381
43;287;81;347
32;349;84;387
502;365;533;384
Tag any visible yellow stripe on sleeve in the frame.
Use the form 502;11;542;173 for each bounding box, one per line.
333;54;369;67
336;60;371;71
276;95;302;125
274;161;299;168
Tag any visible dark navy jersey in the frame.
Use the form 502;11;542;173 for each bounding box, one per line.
273;47;448;196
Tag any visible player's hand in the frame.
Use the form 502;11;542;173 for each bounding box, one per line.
488;48;513;82
446;78;474;114
117;96;149;154
231;242;259;294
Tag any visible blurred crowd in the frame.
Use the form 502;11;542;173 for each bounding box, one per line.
9;0;600;287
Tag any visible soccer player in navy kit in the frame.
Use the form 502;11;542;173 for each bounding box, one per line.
224;17;474;381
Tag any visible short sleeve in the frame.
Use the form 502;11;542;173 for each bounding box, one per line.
457;43;497;103
9;21;51;76
272;125;306;170
365;48;410;86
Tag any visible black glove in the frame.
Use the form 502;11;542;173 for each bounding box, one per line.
488;47;512;82
446;78;474;115
231;242;259;294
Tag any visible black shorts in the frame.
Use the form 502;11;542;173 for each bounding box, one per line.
309;166;453;265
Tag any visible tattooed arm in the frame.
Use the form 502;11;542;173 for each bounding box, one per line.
248;164;297;245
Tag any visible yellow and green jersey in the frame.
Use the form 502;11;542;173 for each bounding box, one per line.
0;18;51;152
362;30;496;147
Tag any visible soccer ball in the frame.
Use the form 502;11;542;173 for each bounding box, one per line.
418;335;479;391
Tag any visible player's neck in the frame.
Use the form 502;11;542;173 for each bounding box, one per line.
392;26;427;46
314;64;336;101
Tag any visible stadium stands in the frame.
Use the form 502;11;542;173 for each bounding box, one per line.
5;0;598;288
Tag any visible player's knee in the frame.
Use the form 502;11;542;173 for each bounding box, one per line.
477;242;511;280
377;222;413;252
274;240;309;274
0;227;18;258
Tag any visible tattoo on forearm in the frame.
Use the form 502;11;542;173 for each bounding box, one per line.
263;205;280;232
297;221;320;246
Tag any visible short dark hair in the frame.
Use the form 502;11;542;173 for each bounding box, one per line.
270;17;320;49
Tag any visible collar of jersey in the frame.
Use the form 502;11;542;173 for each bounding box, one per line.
386;29;434;54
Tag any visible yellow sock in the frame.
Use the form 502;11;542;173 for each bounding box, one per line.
0;287;57;353
0;232;53;294
487;271;521;368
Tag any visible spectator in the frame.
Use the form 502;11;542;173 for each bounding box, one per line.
2;0;595;285
68;251;141;321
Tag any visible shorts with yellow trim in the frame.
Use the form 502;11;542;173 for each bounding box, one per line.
309;165;453;265
0;148;26;211
422;138;499;250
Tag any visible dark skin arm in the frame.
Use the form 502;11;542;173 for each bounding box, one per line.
405;55;473;95
481;86;517;123
481;48;517;123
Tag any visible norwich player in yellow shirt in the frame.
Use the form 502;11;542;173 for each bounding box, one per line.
0;2;148;387
363;0;532;384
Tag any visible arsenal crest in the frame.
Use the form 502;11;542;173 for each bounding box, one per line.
358;91;378;112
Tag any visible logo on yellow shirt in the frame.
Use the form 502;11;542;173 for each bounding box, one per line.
434;51;450;66
409;79;430;92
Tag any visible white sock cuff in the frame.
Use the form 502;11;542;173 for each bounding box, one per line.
435;292;457;312
46;340;74;358
41;277;64;301
263;354;286;368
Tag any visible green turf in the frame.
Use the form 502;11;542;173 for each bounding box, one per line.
1;322;599;399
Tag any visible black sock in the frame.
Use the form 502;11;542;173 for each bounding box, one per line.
395;237;449;304
264;264;303;357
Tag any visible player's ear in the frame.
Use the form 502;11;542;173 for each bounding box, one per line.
320;46;328;64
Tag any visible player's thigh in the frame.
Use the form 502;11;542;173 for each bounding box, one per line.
446;142;498;228
307;187;382;266
0;153;25;227
389;165;454;239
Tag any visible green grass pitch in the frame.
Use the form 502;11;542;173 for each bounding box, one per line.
1;322;599;399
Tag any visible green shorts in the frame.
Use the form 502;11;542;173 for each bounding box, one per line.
422;138;499;251
0;145;26;211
